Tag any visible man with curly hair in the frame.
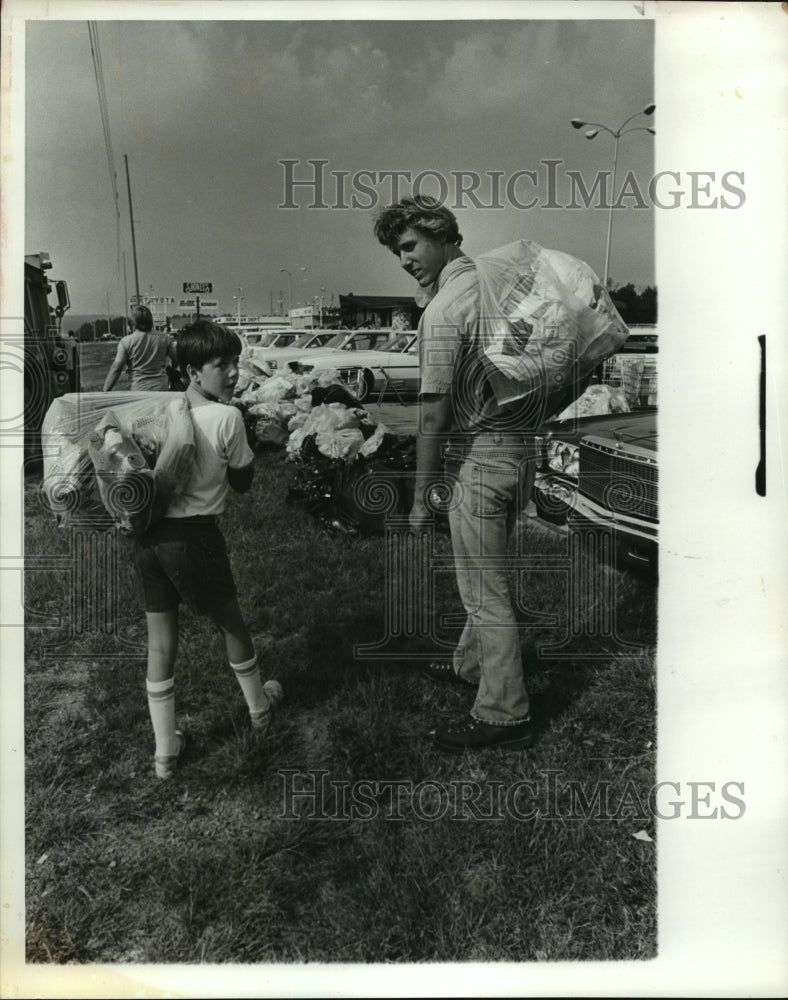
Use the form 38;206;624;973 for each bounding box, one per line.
374;196;535;753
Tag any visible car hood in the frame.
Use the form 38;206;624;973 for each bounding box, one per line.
540;408;657;449
244;344;327;364
283;348;413;369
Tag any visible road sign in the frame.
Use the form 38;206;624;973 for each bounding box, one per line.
183;282;213;294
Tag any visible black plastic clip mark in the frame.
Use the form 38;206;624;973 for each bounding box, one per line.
756;335;765;496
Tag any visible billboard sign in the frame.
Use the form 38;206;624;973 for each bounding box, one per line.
178;298;218;313
129;295;176;309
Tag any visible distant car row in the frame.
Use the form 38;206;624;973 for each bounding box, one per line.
242;329;419;403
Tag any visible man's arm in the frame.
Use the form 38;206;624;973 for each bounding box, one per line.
410;392;453;532
103;343;128;392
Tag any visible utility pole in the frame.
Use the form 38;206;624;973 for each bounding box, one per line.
122;251;129;333
124;154;140;301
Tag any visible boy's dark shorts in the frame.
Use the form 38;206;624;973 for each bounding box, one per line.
134;516;237;614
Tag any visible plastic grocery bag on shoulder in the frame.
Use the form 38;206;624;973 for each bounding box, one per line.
42;391;160;524
42;391;195;535
473;240;629;427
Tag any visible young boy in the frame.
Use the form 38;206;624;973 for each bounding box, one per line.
133;319;282;778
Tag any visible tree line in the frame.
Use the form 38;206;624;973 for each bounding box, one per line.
610;283;657;326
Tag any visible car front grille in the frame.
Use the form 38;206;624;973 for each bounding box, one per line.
578;438;658;522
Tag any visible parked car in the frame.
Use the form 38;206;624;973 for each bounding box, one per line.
534;407;658;573
264;331;419;402
244;330;335;351
532;325;658;574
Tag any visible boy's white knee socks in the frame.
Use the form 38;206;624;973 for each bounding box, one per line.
229;654;269;715
146;677;179;757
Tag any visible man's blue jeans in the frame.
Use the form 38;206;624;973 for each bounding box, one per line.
445;431;534;726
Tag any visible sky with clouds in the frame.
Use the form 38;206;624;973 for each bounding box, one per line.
23;11;654;317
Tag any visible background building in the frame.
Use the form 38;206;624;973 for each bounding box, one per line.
339;294;422;330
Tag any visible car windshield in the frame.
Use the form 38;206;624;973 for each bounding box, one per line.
379;333;416;353
285;334;313;348
255;332;281;348
324;333;352;349
270;332;305;348
304;333;335;348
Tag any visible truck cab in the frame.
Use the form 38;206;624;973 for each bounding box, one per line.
24;252;70;461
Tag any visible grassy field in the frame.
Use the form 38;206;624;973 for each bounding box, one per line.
23;433;658;964
77;341;130;392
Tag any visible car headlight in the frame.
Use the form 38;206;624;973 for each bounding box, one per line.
266;359;278;370
547;439;580;477
288;361;313;374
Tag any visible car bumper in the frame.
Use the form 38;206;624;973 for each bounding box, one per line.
567;493;658;574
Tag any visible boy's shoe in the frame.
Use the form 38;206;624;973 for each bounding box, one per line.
250;680;284;736
431;715;534;753
154;730;187;779
423;660;477;689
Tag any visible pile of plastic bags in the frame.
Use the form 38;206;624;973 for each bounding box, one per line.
230;360;410;535
233;361;345;447
232;359;394;464
286;402;388;462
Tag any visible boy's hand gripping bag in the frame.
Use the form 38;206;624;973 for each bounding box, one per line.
473;240;630;429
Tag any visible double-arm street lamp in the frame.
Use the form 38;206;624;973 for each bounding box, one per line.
571;102;655;287
280;266;308;323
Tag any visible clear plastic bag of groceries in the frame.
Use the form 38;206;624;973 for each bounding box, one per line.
41;391;195;535
473;240;630;428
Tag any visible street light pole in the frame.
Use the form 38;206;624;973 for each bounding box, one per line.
234;286;244;325
603;134;621;289
280;268;292;323
298;266;308;324
570;103;655;287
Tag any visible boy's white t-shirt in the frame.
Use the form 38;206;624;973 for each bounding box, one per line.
166;394;254;518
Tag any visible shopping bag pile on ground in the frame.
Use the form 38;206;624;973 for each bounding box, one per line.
232;359;416;535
